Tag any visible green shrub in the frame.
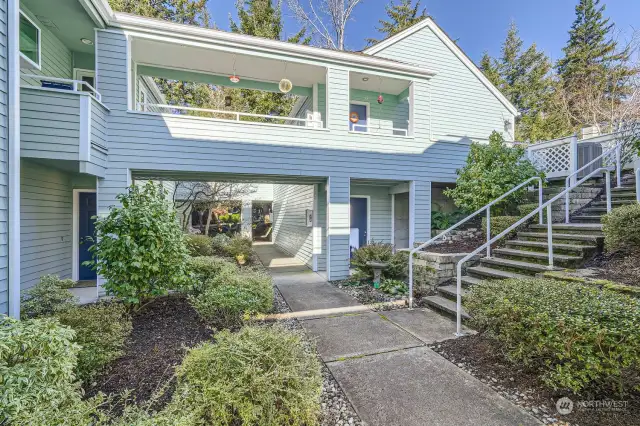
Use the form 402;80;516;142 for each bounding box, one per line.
88;182;192;305
174;325;322;426
226;234;253;263
379;278;408;295
20;275;77;319
55;302;132;383
602;203;640;251
0;316;109;425
431;209;465;230
351;242;408;281
444;131;543;214
211;233;231;255
466;278;640;395
185;256;237;295
185;234;214;257
189;267;273;328
481;215;519;238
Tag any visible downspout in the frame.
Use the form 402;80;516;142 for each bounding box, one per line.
7;0;21;318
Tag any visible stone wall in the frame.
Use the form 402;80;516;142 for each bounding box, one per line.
411;251;481;292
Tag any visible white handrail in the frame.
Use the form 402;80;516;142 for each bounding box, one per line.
636;167;640;203
21;73;101;101
138;102;324;127
407;176;544;309
453;166;613;336
351;124;409;136
564;142;621;223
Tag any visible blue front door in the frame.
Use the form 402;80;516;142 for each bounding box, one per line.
78;192;97;280
349;103;368;132
350;197;368;251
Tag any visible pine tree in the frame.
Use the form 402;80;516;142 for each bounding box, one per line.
366;0;428;46
109;0;211;26
479;52;502;89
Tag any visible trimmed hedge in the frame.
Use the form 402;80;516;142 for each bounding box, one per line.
186;256;237;294
602;203;640;251
20;275;77;319
481;215;519;238
185;234;214;257
466;278;640;395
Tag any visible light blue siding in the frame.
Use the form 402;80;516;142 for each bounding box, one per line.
0;0;8;313
349;89;408;135
327;176;349;280
272;184;313;267
369;25;515;141
350;185;392;243
315;183;327;271
90;97;108;169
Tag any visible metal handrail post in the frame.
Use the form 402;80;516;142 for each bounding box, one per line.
605;172;612;213
615;145;622;188
547;204;554;267
486;208;491;257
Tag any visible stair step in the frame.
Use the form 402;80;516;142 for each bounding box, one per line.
611;192;637;199
461;275;483;286
438;284;467;299
506;239;597;254
592;200;635;206
466;266;529;280
529;223;603;233
572;215;604;222
493;248;582;265
423;295;470;319
581;207;609;213
612;186;636;192
517;232;603;245
481;257;558;274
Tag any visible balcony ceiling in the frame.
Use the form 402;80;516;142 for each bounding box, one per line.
132;37;327;88
21;0;98;54
349;72;410;96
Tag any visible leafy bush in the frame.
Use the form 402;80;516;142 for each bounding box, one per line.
481;215;519;238
444;131;543;214
88;182;192;305
466;278;640;395
379;279;408;295
174;325;322;426
602;203;640;251
185;234;214;257
0;316;108;424
351;242;408;281
226;234;253;263
218;212;241;223
186;256;237;295
189;267;273;328
211;233;232;255
55;302;132;383
20;275;77;319
431;209;465;230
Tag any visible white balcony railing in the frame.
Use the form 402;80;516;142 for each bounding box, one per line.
351;124;409;137
137;103;324;128
21;74;101;101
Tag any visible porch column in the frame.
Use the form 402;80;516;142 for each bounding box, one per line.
326;176;350;280
241;200;252;238
409;180;431;247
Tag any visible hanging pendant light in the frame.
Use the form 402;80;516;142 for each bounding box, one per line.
377;76;384;104
279;62;293;93
229;55;240;83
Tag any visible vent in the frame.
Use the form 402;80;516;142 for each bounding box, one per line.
36;15;58;30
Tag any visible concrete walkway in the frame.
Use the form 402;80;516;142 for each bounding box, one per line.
255;244;540;426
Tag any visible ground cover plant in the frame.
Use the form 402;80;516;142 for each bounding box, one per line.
185;234;214;257
20;274;77;319
350;242;409;281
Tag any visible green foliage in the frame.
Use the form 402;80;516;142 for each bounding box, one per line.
444;132;543;214
366;0;428;45
185;234;214;257
217;212;241;223
20;275;77;319
108;0;211;26
54;303;132;383
188;267;273;328
602;203;640;252
481;215;519;238
350;242;408;281
0;316;109;424
187;256;237;287
541;271;640;298
431;209;465;230
226;234;253;262
173;325;322;425
466;278;640;395
88;182;192;305
211;233;232;255
379;279;408;296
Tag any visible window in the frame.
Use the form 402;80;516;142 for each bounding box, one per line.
19;11;41;69
73;69;96;92
349;102;369;132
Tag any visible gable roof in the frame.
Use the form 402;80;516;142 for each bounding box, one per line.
363;18;519;116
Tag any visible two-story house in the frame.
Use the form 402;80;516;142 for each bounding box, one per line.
0;0;518;316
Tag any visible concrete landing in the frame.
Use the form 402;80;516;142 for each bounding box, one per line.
253;242;310;274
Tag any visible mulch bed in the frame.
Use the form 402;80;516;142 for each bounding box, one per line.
430;334;640;426
583;250;640;287
422;235;486;254
85;295;212;410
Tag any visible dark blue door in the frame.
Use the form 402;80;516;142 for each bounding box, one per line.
349;103;368;132
350;197;368;248
79;192;97;280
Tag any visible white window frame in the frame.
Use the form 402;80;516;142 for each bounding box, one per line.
19;10;41;70
74;68;95;83
348;100;371;133
139;84;150;112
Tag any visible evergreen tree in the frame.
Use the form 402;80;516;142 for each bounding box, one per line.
479;52;502;89
366;0;428;46
109;0;211;26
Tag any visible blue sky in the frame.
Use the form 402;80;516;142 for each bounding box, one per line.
209;0;639;64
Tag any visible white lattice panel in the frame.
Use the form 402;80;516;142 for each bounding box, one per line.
529;143;571;176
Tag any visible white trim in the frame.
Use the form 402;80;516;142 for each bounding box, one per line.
126;34;132;110
312;83;318;115
18;10;41;70
79;96;92;162
312;183;319;272
325;178;331;279
348;100;370;132
350;195;371;244
409;181;416;248
363;18;519;116
107;14;437;78
79;0;113;27
94;28;100;90
409;82;415;137
390;194;395;248
74;68;96;83
8;0;21;318
72;189;97;281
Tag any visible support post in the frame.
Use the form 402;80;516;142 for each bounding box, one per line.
615;145;622;188
605;172;612;213
569;134;578;187
636;168;640;203
326;176;350;281
486;208;491;257
547;205;554;268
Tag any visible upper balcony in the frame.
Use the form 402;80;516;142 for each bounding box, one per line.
18;0;109;176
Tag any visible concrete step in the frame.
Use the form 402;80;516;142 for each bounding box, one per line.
461;275;483;286
592;200;635;207
571;215;604;223
480;257;557;275
529;223;603;234
612;186;636;192
506;239;597;255
611;191;637;199
423;295;470;319
493;248;583;267
466;266;529;280
438;284;467;300
517;232;604;245
581;207;609;214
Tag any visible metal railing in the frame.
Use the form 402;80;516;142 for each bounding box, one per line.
22;74;101;101
351;124;409;137
452;166;613;336
636;167;640;203
407;176;544;308
137;102;324;127
564;142;621;223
